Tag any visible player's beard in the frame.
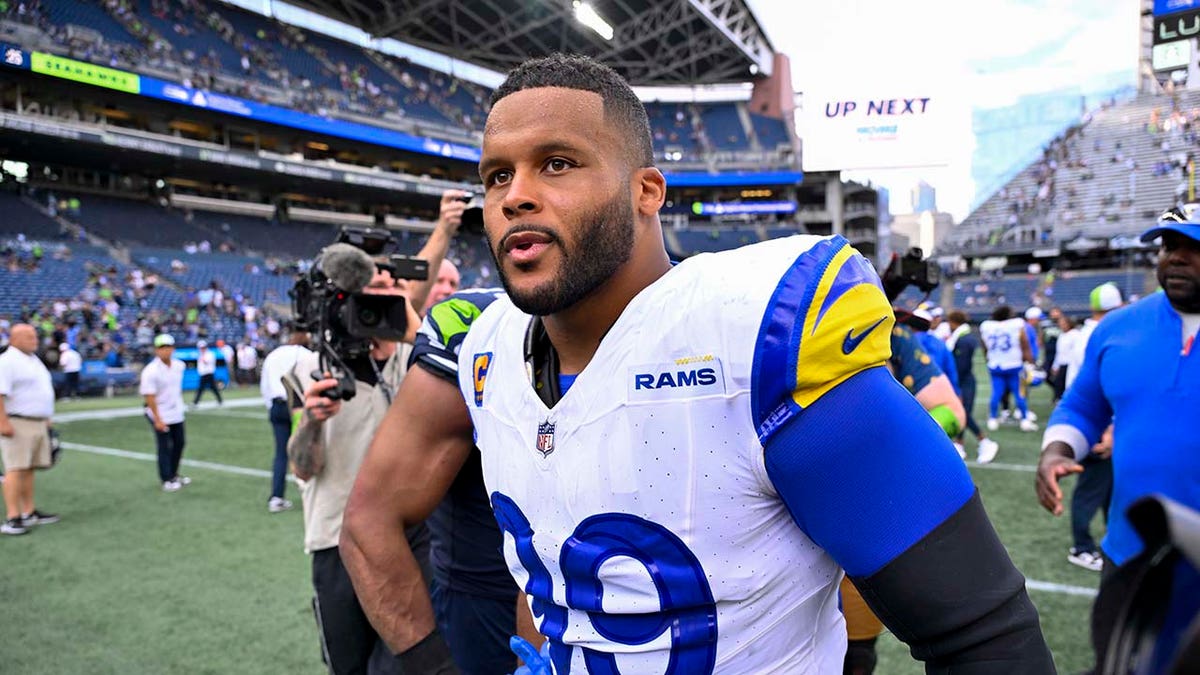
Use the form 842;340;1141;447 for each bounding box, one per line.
493;188;635;316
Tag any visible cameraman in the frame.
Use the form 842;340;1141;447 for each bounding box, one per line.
286;191;465;675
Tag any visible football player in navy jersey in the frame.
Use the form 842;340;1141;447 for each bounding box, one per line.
345;54;1052;674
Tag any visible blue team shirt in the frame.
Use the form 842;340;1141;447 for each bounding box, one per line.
1048;292;1200;564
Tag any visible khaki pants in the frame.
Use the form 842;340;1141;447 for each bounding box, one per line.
0;417;51;471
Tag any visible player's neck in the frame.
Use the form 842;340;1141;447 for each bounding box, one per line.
544;243;671;374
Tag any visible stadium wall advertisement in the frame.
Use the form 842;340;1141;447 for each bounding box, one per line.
2;47;481;163
800;90;953;172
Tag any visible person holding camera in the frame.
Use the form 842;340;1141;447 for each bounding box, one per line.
285;193;463;675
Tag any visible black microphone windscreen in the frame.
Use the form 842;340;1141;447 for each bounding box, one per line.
319;243;376;292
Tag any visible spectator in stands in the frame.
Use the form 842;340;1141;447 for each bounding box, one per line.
192;340;223;406
259;329;310;514
1037;206;1200;670
59;342;82;400
0;324;60;536
141;334;190;492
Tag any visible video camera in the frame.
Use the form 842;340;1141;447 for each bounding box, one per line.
457;192;485;236
289;226;428;399
881;246;941;303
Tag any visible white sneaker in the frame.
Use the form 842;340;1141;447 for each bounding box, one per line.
952;442;966;460
1019;419;1038;432
175;476;192;487
1068;548;1104;572
1025;411;1038;422
977;438;1000;464
268;497;294;513
162;480;181;492
986;418;999;431
999;409;1011;422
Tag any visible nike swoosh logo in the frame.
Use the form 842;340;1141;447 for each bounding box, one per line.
842;317;887;355
449;304;474;325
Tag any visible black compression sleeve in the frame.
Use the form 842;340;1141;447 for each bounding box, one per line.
396;628;460;674
850;491;1056;674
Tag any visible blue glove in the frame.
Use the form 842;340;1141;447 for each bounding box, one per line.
509;636;551;675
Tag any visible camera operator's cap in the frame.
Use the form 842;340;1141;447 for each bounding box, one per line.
1142;203;1200;243
1024;307;1044;320
153;334;175;348
1090;283;1123;312
913;308;934;323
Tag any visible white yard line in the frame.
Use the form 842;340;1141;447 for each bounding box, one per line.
61;440;1095;598
54;397;265;423
970;461;1038;473
61;441;290;481
1026;579;1098;598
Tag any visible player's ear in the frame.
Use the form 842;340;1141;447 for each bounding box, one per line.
634;166;666;217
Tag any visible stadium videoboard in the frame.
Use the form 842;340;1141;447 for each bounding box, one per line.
800;89;955;172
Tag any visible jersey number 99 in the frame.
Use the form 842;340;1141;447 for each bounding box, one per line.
492;493;718;674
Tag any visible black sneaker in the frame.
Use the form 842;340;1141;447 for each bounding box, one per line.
1;517;28;535
22;510;60;526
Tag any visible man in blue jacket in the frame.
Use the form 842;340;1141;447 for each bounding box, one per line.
1037;203;1200;671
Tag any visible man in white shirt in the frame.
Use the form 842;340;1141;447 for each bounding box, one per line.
192;340;223;406
259;330;311;513
236;342;258;385
59;343;82;400
0;324;60;535
140;334;190;492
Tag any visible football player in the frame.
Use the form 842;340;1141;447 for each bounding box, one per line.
355;54;1054;673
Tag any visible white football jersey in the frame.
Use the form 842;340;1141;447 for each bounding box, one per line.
460;235;896;674
980;317;1026;371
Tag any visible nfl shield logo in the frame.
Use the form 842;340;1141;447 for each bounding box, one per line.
536;421;556;458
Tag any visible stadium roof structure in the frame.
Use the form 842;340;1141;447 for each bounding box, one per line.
290;0;775;85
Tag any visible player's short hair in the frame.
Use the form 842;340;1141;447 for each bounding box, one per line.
947;310;969;325
490;53;654;168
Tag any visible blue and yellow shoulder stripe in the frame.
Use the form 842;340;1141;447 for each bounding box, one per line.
753;236;894;442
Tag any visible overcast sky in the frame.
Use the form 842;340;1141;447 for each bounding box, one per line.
747;0;1141;219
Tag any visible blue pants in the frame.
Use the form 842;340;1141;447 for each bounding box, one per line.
988;368;1027;418
430;579;517;675
268;399;291;500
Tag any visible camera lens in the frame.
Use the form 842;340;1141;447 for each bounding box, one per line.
357;306;380;327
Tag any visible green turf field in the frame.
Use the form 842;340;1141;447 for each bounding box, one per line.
1;364;1103;674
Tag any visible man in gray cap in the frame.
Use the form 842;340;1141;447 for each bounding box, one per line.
1037;203;1200;671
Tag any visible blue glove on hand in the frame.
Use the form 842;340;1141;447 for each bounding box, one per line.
509;636;551;675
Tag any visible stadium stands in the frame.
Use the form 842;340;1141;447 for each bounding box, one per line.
947;90;1200;253
0;190;69;239
700;103;749;151
751;113;791;150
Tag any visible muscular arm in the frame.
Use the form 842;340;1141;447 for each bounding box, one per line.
1019;327;1033;363
340;364;474;653
766;367;1053;673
